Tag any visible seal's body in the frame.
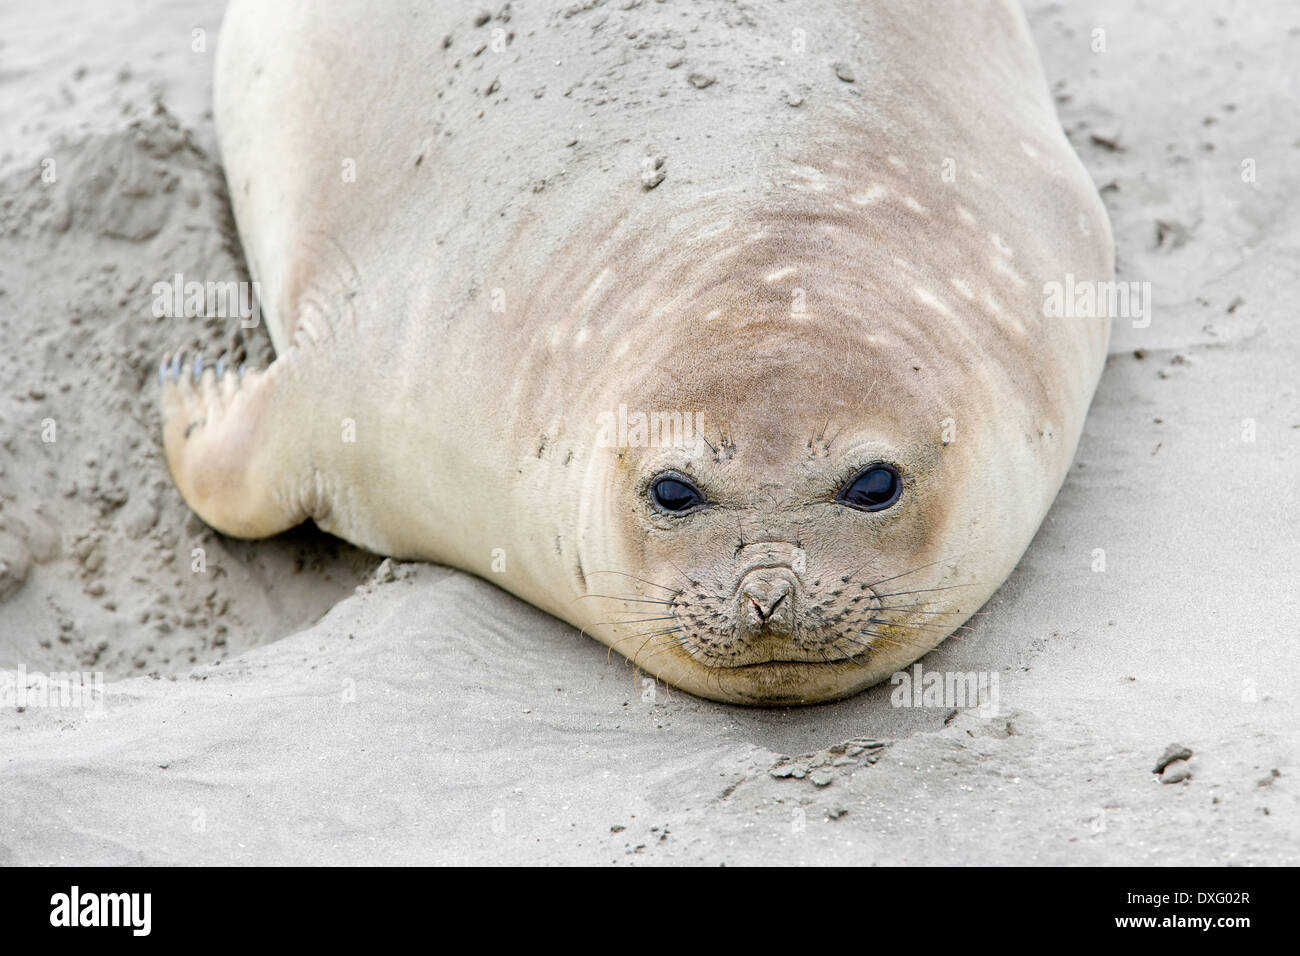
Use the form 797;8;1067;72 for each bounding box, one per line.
163;0;1111;704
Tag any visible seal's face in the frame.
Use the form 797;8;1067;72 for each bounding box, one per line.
579;322;985;705
642;461;905;667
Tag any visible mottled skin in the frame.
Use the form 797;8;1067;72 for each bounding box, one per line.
162;0;1111;704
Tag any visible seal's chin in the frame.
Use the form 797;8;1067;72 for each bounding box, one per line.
663;654;884;707
690;641;867;671
664;623;879;704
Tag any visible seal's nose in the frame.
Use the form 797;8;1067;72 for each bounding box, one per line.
739;571;796;631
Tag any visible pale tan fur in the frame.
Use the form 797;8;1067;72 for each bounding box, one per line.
162;0;1111;704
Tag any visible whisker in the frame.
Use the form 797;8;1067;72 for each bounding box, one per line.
871;584;974;599
864;617;952;633
634;628;683;663
846;630;909;651
605;627;693;669
849;558;952;587
584;570;680;594
863;556;956;587
873;605;959;615
573;593;681;606
826;632;881;657
661;557;700;589
591;615;678;628
608;624;682;646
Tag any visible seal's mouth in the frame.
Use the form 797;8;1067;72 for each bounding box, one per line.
713;654;867;671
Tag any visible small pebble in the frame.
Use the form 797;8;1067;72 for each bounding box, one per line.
1153;742;1193;774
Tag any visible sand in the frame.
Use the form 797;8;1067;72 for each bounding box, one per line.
1;0;1297;864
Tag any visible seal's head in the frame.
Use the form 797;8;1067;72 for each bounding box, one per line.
556;150;1104;705
574;287;1048;706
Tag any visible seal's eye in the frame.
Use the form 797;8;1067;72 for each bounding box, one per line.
838;464;902;512
650;475;706;514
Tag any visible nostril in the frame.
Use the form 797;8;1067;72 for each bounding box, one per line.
764;591;787;618
745;588;789;622
736;569;797;631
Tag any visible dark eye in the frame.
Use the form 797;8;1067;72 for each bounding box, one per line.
838;464;902;512
650;475;706;514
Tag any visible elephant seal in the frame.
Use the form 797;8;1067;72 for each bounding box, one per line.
161;0;1111;705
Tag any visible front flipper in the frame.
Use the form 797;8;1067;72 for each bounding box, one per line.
160;351;320;539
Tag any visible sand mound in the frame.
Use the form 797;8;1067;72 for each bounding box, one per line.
0;105;377;678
